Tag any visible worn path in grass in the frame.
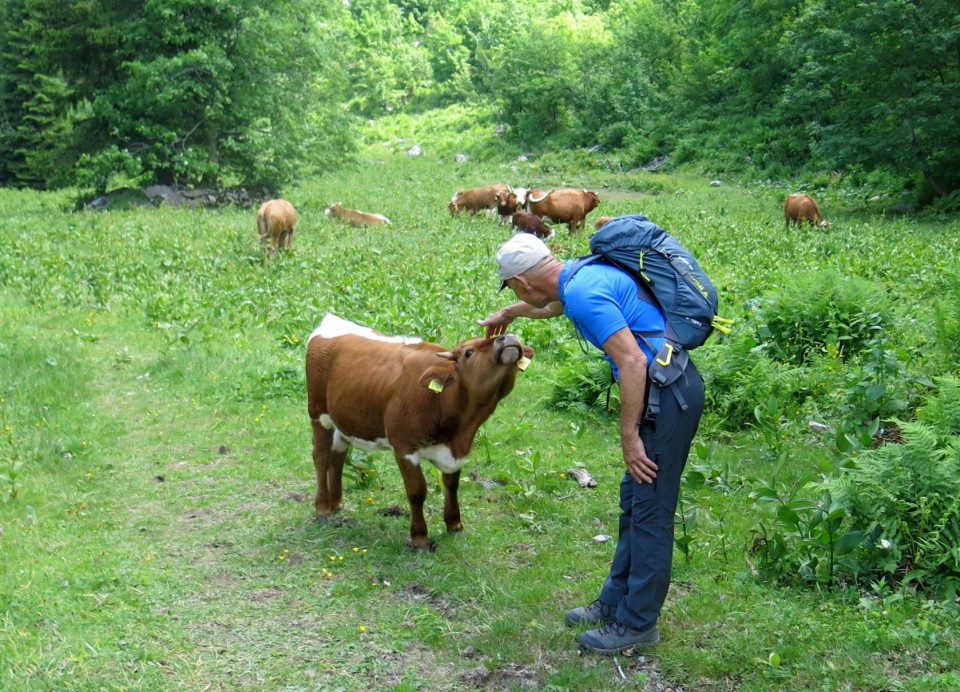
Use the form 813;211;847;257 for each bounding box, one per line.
1;297;664;690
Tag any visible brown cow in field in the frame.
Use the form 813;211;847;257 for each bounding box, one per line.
784;194;830;228
448;184;511;216
257;199;297;256
325;202;391;227
511;210;554;241
526;188;600;233
306;314;534;551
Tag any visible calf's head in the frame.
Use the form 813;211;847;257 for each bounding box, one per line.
420;334;534;404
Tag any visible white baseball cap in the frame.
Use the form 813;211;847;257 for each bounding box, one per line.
496;233;552;291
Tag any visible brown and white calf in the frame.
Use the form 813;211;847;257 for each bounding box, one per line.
257;199;297;256
305;315;534;551
325;202;391;227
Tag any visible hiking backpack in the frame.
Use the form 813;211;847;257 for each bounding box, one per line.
566;214;731;351
565;214;731;417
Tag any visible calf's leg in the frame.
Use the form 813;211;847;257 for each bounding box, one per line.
396;456;432;551
312;422;347;518
441;470;463;534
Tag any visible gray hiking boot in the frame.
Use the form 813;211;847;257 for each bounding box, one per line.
565;599;616;627
578;621;661;655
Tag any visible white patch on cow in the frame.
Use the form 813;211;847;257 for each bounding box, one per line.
320;417;466;473
406;444;466;474
319;415;391;453
337;430;391;454
372;213;391;224
513;187;528;205
309;313;422;345
450;191;461;203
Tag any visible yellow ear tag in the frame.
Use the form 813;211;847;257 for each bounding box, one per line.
428;379;445;393
517;356;532;372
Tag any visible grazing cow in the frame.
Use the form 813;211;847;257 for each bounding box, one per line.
526;188;601;233
594;216;615;230
306;314;534;551
448;184;511;216
257;199;297;256
511;210;554;241
325;202;391;227
784;194;830;228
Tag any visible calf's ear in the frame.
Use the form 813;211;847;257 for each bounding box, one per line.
420;368;455;393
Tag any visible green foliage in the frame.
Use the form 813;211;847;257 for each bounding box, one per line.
918;376;960;440
931;271;960;371
830;419;960;591
485;12;595;143
75;145;144;197
547;345;618;417
754;271;888;366
749;482;864;588
0;0;356;190
697;333;806;431
782;0;960;198
343;0;434;116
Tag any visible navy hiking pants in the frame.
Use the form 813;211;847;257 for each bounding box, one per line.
598;360;705;631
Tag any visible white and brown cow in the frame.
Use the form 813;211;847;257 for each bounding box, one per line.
325;202;391;227
525;188;600;234
305;314;534;551
448;184;511;216
784;193;830;228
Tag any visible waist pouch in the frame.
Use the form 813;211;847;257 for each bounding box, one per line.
645;342;691;420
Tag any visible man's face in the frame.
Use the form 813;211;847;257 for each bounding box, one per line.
506;275;552;308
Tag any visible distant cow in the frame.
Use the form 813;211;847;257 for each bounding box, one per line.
511;210;554;241
784;194;830;228
306;314;534;551
594;216;614;230
526;188;600;233
325;202;391;227
496;189;521;223
448;184;511;216
257;199;297;256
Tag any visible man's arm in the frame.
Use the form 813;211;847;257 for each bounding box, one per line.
479;300;564;337
603;327;657;484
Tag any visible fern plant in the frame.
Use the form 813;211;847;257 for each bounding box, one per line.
829;421;960;590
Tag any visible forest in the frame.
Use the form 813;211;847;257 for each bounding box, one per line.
1;0;959;210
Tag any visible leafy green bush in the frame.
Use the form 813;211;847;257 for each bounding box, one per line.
697;334;806;431
829;416;960;593
547;346;618;416
918;376;960;442
754;271;889;365
931;272;960;371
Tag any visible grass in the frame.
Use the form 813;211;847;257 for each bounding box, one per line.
1;137;959;690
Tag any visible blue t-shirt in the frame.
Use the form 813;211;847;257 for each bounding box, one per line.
558;261;665;379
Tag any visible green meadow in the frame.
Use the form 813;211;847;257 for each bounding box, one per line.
2;142;959;690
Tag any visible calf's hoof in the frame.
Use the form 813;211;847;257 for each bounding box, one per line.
407;537;436;553
313;509;341;523
446;523;464;534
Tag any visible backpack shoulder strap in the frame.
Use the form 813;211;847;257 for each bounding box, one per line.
564;254;602;288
